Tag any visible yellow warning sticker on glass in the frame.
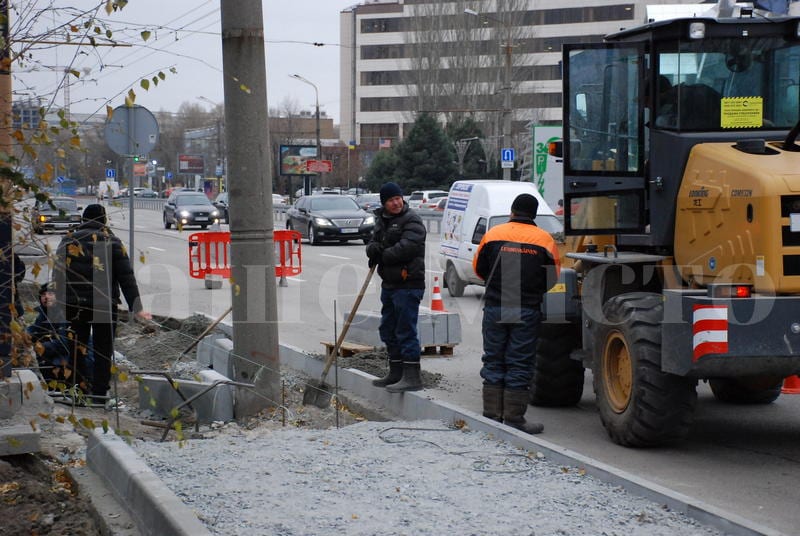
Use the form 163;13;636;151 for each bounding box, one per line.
721;97;763;129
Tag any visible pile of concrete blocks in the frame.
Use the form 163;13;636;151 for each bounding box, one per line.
344;307;461;352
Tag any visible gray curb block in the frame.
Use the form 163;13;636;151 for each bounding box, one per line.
85;341;782;536
86;429;212;536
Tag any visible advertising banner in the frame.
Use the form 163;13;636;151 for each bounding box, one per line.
178;154;205;175
279;145;319;175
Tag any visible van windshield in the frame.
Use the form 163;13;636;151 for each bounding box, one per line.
489;214;564;235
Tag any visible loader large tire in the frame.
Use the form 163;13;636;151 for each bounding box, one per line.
593;293;697;447
530;323;584;407
709;377;783;404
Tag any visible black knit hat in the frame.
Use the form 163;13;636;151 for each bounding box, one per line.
82;203;107;224
39;282;55;296
511;193;538;218
379;182;403;204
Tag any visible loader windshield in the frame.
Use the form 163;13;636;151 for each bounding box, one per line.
655;37;800;131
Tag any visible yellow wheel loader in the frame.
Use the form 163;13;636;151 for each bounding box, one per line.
536;3;800;446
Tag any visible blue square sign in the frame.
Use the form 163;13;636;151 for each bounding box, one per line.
105;168;116;179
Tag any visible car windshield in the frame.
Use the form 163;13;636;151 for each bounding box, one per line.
48;199;78;211
309;197;359;211
176;194;211;206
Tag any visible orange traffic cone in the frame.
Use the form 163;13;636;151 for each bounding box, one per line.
782;375;800;395
431;276;446;312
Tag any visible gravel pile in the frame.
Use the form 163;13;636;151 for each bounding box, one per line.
133;420;722;536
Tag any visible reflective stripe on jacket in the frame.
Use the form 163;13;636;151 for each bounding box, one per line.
473;218;560;308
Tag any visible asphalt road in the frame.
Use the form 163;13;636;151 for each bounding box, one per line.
20;199;800;536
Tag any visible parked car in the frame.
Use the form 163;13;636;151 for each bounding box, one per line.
31;196;82;234
163;191;220;229
213;192;229;223
118;187;130;198
272;193;289;211
133;187;146;197
433;196;448;211
286;195;375;245
355;193;382;211
138;188;159;198
408;189;448;209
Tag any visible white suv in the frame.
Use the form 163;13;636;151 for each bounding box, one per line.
408;189;448;209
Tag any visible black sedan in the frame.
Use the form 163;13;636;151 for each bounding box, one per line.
355;193;382;211
31;196;82;234
286;195;375;245
163;191;220;229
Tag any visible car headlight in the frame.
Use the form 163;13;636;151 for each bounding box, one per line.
363;215;375;225
314;217;333;226
211;210;219;217
179;210;190;217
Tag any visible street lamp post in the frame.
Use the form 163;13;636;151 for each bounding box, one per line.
465;8;513;180
290;74;321;191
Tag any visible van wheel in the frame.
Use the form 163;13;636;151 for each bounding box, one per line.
445;264;465;297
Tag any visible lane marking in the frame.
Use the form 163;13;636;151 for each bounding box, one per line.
319;254;350;260
286;277;306;282
148;247;166;252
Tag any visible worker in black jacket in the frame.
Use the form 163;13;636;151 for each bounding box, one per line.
55;204;151;403
366;182;426;392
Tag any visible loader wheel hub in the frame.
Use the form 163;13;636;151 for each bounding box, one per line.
603;332;632;413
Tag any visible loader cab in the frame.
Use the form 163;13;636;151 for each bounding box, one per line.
562;16;800;247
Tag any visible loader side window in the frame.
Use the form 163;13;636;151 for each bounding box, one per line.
565;46;643;175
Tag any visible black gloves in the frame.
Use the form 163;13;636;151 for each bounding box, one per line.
366;242;383;267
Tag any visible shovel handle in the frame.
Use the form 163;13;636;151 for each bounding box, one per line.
319;265;376;379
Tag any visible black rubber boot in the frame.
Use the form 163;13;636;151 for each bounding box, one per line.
385;362;423;393
482;384;504;422
372;359;403;387
503;389;544;434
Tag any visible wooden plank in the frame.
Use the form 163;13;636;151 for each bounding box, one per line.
321;341;376;357
421;344;456;356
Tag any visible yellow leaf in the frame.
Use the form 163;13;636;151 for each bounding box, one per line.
105;1;113;15
141;30;151;41
158;71;166;80
106;105;113;121
234;284;241;296
139;252;146;264
79;418;95;430
101;420;109;433
118;371;128;382
92;256;105;271
68;69;80;78
70;136;81;147
151;76;159;86
56;148;66;158
240;83;251;94
140;79;150;91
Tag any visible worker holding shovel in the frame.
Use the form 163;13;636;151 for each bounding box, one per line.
366;182;427;392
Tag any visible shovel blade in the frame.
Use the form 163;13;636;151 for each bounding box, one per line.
302;380;333;408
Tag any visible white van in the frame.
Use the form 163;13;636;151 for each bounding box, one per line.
438;180;562;297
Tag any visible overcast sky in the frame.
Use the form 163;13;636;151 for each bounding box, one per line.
13;0;358;124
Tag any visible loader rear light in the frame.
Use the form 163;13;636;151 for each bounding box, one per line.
708;284;752;299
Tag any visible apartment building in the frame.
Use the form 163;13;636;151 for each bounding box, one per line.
339;0;707;148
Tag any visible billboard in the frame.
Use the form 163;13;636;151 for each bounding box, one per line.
178;154;205;175
279;144;318;176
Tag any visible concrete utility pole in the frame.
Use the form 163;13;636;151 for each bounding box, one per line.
220;1;280;417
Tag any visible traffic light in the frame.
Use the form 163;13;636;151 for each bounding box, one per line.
133;155;140;162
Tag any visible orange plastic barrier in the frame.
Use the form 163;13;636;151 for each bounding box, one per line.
188;230;302;279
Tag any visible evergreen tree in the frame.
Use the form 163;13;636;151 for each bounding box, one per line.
363;148;400;192
394;113;457;190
